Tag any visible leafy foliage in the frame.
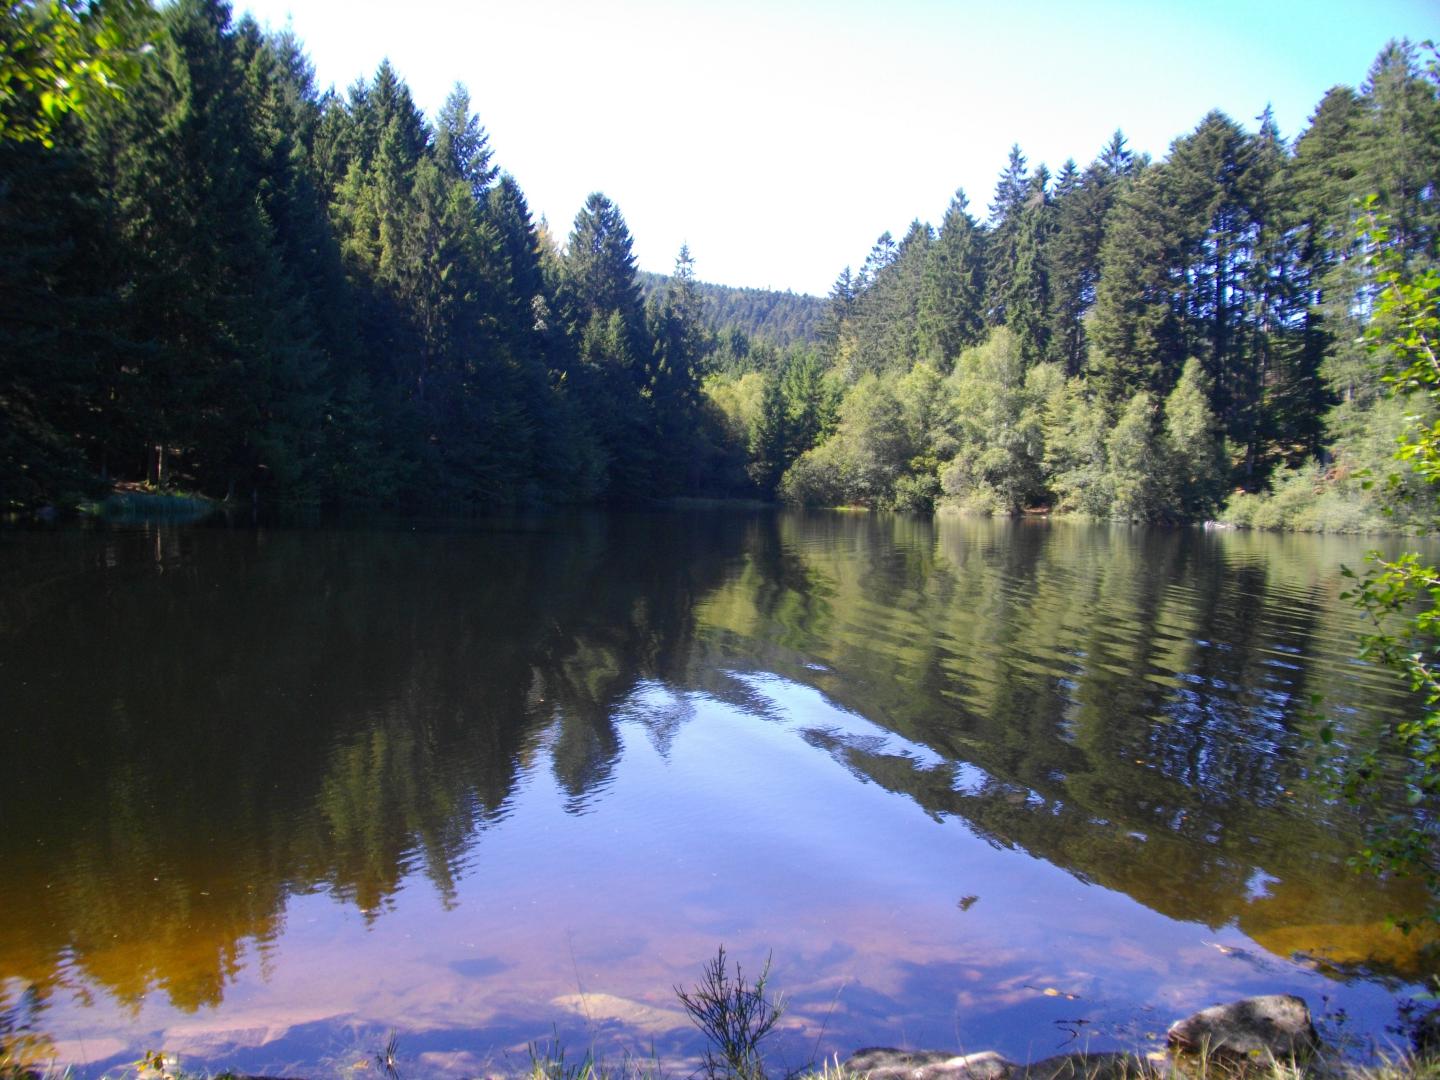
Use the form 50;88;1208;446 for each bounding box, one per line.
1323;206;1440;925
0;0;153;145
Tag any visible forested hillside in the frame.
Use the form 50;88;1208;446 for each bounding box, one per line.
1;0;732;510
638;272;825;349
1;1;1437;526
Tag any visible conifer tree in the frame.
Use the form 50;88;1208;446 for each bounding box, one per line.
561;193;655;499
562;192;647;351
820;266;856;357
1106;391;1167;519
917;189;986;369
1290;85;1369;407
849;224;929;375
1088;167;1179;401
648;244;710;491
1006;168;1053;366
1046;133;1133;375
747;371;789;493
984;143;1030;326
1361;40;1440;260
433;83;495;202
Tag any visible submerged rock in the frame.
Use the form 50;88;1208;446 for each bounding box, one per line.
1166;994;1317;1061
844;1048;1014;1080
843;1048;1156;1080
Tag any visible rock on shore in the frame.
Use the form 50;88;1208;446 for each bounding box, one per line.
844;993;1318;1079
1166;994;1318;1061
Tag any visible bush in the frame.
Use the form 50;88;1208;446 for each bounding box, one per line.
779;442;845;506
674;947;784;1080
1217;463;1393;532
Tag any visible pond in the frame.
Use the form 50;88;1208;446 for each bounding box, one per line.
0;510;1435;1077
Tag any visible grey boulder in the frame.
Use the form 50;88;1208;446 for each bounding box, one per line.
1166;994;1318;1062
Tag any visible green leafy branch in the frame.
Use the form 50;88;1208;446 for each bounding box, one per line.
1326;199;1440;927
0;0;153;146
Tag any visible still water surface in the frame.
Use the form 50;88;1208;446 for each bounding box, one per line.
1;511;1436;1076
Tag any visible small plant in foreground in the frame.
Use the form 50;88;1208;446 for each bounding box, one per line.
791;1056;864;1080
526;1031;602;1080
674;946;784;1080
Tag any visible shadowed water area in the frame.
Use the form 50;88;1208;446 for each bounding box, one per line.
1;510;1437;1077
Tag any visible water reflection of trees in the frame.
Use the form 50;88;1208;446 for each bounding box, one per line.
1;512;1434;1027
0;513;742;1014
694;514;1436;980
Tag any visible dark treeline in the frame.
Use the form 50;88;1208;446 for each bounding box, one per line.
1;0;739;511
1;6;1437;522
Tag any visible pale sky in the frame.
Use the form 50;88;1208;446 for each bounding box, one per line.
232;0;1437;296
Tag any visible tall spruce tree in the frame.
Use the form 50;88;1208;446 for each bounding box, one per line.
917;189;986;370
561;192;655;499
1006;167;1053;366
1088;164;1179;401
1046;132;1133;375
984;143;1030;326
647;244;710;492
433;83;496;202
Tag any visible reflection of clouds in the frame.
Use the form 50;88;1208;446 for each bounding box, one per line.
163;1006;342;1055
551;992;690;1034
616;680;698;758
46;1038;129;1068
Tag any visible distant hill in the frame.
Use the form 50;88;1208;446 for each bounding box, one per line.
639;271;826;349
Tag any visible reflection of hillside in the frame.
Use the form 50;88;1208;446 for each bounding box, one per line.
0;513;746;1012
692;514;1438;981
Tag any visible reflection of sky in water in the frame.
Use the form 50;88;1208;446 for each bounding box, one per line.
5;515;1438;1078
29;671;1416;1077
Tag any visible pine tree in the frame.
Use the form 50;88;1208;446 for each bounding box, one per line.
1098;129;1136;177
1163;111;1268;439
917;189;986;370
484;173;599;501
1106;391;1167;520
94;0;330;497
1361;40;1440;261
984;143;1029;326
1089;109;1272;456
779;347;835;458
433;83;495;202
1088;166;1179;401
562;193;655;499
1046;133;1133;375
849;224;930;375
1290;84;1369;405
648;244;710;492
820;265;856;357
0;136;110;507
1245;104;1317;477
561;192;647;351
1006;167;1053;366
747;371;789;493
